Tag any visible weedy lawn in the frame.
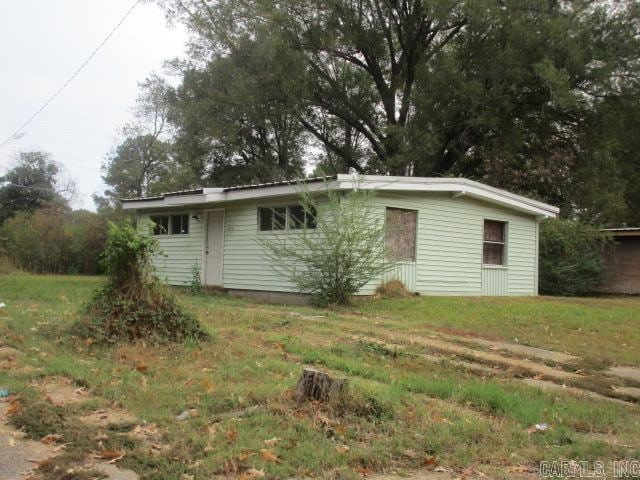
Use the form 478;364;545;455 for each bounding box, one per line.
0;274;638;479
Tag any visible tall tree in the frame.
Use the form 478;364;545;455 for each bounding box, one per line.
157;0;640;224
168;30;308;186
0;151;71;225
97;74;184;206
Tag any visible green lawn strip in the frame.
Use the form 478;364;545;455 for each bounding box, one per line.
349;296;640;366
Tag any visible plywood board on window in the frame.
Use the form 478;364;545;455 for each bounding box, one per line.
385;208;417;262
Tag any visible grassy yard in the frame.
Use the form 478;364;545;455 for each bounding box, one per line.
0;274;639;479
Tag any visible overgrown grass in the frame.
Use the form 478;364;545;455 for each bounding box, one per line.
0;274;639;479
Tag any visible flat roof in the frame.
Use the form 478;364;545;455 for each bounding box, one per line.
121;174;559;218
602;228;640;237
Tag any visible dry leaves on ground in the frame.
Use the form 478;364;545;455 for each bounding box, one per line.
263;437;280;446
94;449;125;463
41;433;63;444
260;449;282;463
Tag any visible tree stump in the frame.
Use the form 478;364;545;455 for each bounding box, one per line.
294;368;348;402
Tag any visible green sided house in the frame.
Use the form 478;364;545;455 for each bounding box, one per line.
121;175;558;301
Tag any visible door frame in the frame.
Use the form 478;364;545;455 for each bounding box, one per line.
202;208;225;286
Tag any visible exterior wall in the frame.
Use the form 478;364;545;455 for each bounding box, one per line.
137;210;205;286
139;190;540;296
368;192;539;296
222;196;322;292
595;236;640;294
222;191;539;296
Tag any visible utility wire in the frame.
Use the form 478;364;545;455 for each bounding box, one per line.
0;0;142;150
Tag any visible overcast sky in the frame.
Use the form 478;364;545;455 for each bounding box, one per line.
0;0;187;210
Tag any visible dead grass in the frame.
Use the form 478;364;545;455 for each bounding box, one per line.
374;279;414;299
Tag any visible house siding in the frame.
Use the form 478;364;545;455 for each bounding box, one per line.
222;197;326;292
137;210;205;286
368;192;538;296
139;190;539;296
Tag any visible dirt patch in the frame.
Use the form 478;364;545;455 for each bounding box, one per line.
79;408;137;428
0;345;23;360
83;462;139;480
612;386;640;401
355;332;581;383
0;345;24;372
366;466;540;480
128;423;169;456
37;377;91;406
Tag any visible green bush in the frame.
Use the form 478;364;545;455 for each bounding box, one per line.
73;221;207;343
258;180;390;306
539;218;612;296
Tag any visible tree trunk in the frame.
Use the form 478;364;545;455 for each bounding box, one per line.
294;368;348;402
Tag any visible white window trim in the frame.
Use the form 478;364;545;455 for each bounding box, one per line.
149;212;191;236
257;204;316;233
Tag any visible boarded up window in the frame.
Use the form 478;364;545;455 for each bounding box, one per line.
385;208;417;262
483;220;507;265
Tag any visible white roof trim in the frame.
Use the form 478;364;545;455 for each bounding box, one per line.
122;175;558;218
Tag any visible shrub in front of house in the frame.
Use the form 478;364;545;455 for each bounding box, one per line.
259;182;390;306
73;220;207;343
539;218;611;296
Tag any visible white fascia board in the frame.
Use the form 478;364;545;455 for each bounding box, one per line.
336;175;558;218
122;175;558;218
122;199;165;210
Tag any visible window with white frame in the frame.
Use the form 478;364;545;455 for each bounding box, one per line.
259;207;287;231
150;215;169;235
150;214;189;235
483;219;507;265
258;205;316;231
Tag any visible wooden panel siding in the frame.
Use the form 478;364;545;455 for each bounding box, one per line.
138;211;205;286
222;197;319;292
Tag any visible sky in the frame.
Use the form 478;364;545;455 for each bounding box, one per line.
0;0;188;210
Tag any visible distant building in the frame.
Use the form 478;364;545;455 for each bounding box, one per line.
597;228;640;295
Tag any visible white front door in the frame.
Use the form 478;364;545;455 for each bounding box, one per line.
205;210;224;286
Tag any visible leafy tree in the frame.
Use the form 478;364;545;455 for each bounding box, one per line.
157;0;640;224
1;204;107;274
168;31;308;186
0;151;71;224
97;74;185;206
259;181;390;306
539;218;612;296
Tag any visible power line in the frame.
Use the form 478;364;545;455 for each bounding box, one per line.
0;0;142;150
